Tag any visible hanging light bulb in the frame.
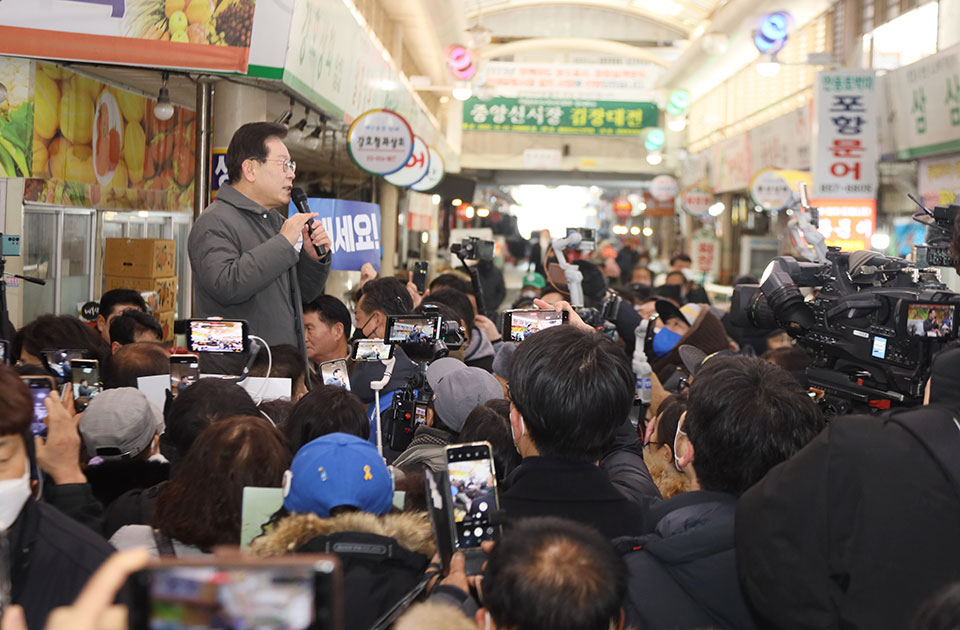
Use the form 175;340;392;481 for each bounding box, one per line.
757;54;782;77
274;97;295;126
452;82;473;101
646;152;663;166
304;126;323;151
153;71;175;122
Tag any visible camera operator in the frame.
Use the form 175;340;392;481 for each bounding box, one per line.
391;358;502;472
350;277;419;405
736;344;960;630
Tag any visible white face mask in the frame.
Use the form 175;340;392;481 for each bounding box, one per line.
0;460;31;530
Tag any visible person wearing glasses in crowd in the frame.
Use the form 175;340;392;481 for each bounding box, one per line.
188;122;332;375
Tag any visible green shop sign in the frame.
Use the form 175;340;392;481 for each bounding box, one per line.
462;97;658;135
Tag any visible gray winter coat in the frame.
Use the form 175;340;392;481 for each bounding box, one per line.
188;184;330;370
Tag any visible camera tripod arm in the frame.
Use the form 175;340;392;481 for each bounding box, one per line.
371;356;397;458
456;253;488;316
551;234;585;307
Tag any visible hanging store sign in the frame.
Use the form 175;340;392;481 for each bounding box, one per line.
711;133;752;193
810;198;876;251
884;47;960;159
680;184;714;217
690;229;720;280
643;192;675;218
210;148;228;200
287;198;382;272
477;61;662;100
917;154;960;208
15;61;196;211
0;0;255;72
650;175;678;202
410;147;445;192
447;45;477;80
384;135;430;188
613;198;632;220
346;109;414;176
462;97;658;136
750;168;794;211
813;69;878;200
749;105;812;173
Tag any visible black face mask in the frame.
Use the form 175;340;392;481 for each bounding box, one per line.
351;313;376;342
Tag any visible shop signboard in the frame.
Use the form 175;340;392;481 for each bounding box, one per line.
680;184;714;217
406;192;434;232
710;133;752;193
346;109;413;176
884;46;960;159
0;0;255;73
384;135;430;188
749;105;812;173
462;97;658;136
477;61;662;100
410;147;445;192
643;191;675;217
287;198;381;272
813;69;878;199
11;60;195;211
522;149;562;170
282;0;448;165
750;168;794;211
917;154;960;208
650;175;678;202
811;198;876;251
690;228;720;280
210;148;228;199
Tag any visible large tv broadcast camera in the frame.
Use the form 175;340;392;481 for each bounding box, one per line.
731;195;960;418
382;305;466;452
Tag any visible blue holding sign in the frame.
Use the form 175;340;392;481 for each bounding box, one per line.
288;198;382;272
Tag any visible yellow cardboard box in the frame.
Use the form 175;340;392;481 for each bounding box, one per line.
155;310;175;342
104;276;177;313
104;238;175;278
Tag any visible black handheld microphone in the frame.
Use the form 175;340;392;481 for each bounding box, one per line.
291;187;327;258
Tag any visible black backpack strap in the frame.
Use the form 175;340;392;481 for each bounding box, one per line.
152;529;176;557
887;408;960;500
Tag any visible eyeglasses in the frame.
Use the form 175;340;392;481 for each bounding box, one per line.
257;157;297;173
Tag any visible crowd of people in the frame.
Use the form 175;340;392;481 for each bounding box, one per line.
2;121;960;630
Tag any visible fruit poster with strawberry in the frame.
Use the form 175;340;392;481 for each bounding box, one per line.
0;0;257;73
23;62;196;212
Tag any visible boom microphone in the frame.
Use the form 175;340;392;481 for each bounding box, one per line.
291;187;327;258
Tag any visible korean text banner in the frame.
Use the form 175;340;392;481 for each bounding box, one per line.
14;60;197;212
0;0;255;73
813;69;878;199
462;97;658;136
287;198;382;273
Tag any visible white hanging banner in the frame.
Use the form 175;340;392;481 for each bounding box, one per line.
812;69;878;199
750;168;794;211
384;135;430;187
346;109;414;176
411;147;445;192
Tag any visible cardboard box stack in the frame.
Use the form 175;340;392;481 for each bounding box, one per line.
104;238;176;341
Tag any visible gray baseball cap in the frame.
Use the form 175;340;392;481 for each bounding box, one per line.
426;358;503;432
79;388;163;460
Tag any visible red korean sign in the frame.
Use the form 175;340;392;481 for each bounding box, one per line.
680;184;713;217
613;198;632;219
813;70;878;199
811;198;876;251
384;135;430;188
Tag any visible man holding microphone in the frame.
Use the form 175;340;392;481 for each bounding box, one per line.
188;122;332;376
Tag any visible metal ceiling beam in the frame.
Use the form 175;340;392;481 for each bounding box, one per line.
479;37;673;67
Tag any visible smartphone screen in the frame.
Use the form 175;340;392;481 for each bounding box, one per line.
23;377;52;437
502;309;567;342
446;442;499;550
170;354;200;397
130;559;339;630
187;320;246;353
351;339;394;362
41;349;87;379
320;359;350;391
413;262;428;294
385;316;441;345
71;359;101;412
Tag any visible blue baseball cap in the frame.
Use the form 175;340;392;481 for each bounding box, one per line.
282;433;393;517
